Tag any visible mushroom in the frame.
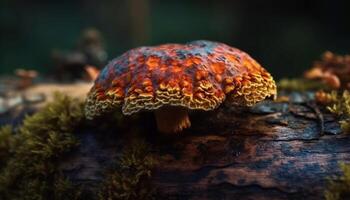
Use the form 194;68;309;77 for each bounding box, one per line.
85;40;276;133
15;69;38;90
84;65;100;81
304;51;350;89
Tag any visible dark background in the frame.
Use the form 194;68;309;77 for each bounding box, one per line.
1;0;349;79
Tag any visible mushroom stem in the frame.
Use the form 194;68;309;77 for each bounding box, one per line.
154;106;191;133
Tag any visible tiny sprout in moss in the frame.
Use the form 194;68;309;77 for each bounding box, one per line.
325;162;350;200
320;90;350;134
327;90;350;117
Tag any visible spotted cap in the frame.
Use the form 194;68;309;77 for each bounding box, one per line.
85;40;276;119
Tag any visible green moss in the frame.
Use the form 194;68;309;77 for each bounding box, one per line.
325;90;350;134
327;91;350;117
0;93;159;200
98;139;157;200
339;120;350;134
0;93;84;200
277;78;330;91
0;125;19;168
325;163;350;200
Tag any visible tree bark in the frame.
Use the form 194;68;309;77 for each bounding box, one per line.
61;93;349;200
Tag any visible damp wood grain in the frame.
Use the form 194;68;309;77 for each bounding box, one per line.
60;96;350;200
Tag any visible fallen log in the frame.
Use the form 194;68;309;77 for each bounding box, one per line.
60;92;349;200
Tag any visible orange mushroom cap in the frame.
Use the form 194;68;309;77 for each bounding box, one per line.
85;40;276;120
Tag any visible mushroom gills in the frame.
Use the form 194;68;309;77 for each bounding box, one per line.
154;106;191;133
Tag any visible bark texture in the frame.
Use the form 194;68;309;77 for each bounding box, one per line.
60;93;349;200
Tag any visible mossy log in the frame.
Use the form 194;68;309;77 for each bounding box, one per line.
59;94;349;200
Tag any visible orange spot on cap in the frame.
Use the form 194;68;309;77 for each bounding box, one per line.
171;65;182;73
211;62;226;74
195;70;208;80
142;78;153;86
145;56;160;70
215;74;222;82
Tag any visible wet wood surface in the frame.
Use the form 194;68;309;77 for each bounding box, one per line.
153;101;348;200
57;93;349;200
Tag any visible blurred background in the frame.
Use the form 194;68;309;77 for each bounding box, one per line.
1;0;350;79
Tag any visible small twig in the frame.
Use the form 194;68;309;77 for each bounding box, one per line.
305;101;325;136
288;102;315;120
288;96;325;136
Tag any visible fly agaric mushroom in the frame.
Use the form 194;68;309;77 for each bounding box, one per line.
85;40;276;133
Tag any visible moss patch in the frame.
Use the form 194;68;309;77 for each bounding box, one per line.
98;139;157;200
0;93;84;200
322;90;350;134
0;125;19;168
327;91;350;116
0;93;158;200
325;163;350;200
